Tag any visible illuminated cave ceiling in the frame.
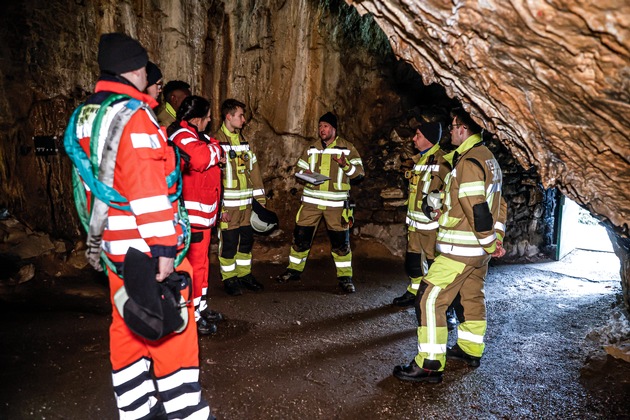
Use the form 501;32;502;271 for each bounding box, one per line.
348;0;630;235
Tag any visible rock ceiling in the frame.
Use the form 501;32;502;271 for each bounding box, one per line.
348;0;630;236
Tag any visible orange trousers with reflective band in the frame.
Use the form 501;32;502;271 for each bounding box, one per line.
108;257;199;376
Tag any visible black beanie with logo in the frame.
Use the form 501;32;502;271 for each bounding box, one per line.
98;33;148;75
318;112;338;130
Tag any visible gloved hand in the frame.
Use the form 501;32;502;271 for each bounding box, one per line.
421;190;443;221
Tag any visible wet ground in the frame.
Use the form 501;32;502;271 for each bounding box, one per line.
1;239;629;419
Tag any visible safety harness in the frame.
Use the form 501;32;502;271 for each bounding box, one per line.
64;94;190;275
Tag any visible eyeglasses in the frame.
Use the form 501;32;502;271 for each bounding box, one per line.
448;123;463;131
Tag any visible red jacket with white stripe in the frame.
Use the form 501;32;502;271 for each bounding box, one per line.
75;78;183;263
170;121;222;229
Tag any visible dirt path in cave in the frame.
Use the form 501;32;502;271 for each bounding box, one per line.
0;241;628;419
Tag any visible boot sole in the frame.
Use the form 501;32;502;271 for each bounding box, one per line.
447;354;480;367
393;372;443;384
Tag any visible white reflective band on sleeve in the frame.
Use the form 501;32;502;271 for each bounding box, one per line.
458;184;485;196
458;329;485;344
223;189;253;199
418;342;447;354
349;158;363;166
252;189;265;197
289;255;306;264
221;263;236;272
411;283;420;290
138;220;177;238
494;221;505;232
162;391;204;415
103;238;151;255
235;258;251;266
180;137;198;145
188;215;211;227
130;133;161;149
302;196;345;207
406;217;439;230
107;215;138;230
223;198;253;207
334;261;352;268
345;165;356;176
185;200;217;213
112;358;152;387
478;233;497;245
156;368;200;392
436;243;486;257
221;144;249;152
130;195;171;215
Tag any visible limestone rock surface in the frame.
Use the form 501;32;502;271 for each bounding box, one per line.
348;0;630;235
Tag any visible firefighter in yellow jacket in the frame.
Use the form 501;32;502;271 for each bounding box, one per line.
394;108;505;383
216;99;266;296
393;121;448;307
277;112;364;293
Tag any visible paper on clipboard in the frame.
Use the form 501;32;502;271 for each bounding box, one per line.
295;171;330;185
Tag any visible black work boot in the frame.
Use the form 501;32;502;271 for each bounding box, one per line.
201;309;225;323
239;273;264;291
446;344;481;367
223;278;242;296
392;290;416;307
393;359;443;383
338;276;356;293
196;317;218;336
276;269;301;283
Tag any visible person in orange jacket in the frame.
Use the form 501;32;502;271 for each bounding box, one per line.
67;33;212;418
169;95;225;336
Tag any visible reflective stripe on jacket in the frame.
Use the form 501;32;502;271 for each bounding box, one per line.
297;136;364;208
170;121;222;228
437;133;503;264
215;123;266;209
406;144;447;231
76;79;182;263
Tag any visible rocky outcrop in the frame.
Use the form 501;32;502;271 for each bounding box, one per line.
347;0;630;237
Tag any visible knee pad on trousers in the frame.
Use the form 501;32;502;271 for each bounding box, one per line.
405;252;423;278
328;229;350;256
413;281;429;325
220;229;239;259
293;225;315;252
238;225;254;254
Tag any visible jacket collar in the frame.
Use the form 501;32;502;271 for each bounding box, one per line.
94;78;158;109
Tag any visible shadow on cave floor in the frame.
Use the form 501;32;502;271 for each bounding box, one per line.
0;241;628;419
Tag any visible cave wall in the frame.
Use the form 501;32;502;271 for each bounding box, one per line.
0;0;625;267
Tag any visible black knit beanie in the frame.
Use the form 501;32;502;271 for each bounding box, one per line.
319;112;337;130
146;61;163;86
418;122;443;145
98;33;148;75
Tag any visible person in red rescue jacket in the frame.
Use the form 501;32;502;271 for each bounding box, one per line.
169;96;224;336
69;33;211;419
